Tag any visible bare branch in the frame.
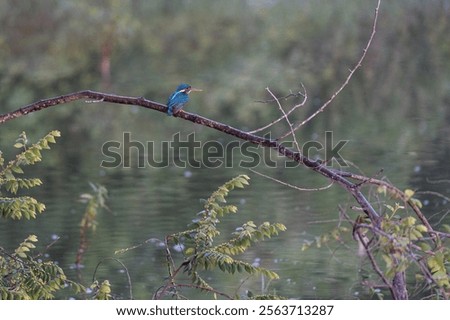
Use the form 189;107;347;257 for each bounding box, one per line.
416;190;450;203
253;88;305;104
0;90;381;223
426;178;450;184
265;87;302;153
278;0;381;140
249;168;333;192
0;90;166;124
247;83;307;134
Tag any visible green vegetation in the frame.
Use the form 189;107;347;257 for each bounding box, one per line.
114;175;286;299
0;234;84;299
158;175;286;299
0;133;286;299
0;131;84;299
302;186;450;299
0;131;60;219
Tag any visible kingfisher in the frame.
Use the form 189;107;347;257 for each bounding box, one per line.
166;83;202;116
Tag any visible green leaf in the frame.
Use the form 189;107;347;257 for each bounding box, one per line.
46;135;56;143
418;242;432;252
28;235;38;242
404;189;415;200
403;216;416;227
377;185;387;196
415;224;428;233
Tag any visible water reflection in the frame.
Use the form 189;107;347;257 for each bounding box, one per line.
0;123;448;299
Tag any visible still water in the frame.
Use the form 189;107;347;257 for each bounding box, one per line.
0;116;448;300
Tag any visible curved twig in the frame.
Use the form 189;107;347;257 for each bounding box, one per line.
92;257;133;299
265;87;302;153
278;0;381;139
249;168;333;192
247;83;307;134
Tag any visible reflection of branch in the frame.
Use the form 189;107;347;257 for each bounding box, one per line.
279;0;381;140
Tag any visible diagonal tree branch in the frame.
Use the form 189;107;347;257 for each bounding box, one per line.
0;89;381;224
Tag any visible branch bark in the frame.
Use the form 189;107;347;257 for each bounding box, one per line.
0;90;381;224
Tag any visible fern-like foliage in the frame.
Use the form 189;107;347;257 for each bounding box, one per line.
0;235;84;299
90;280;112;300
302;187;450;299
379;201;450;291
0;131;60;220
167;175;286;298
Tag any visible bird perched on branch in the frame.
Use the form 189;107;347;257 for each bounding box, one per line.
166;83;202;116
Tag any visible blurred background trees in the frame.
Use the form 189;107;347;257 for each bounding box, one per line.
1;0;448;138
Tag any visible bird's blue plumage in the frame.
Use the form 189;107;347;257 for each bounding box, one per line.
167;83;191;116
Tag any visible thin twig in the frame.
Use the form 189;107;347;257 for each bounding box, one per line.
114;238;164;255
278;0;381;139
154;260;188;299
92;257;133;299
266;87;302;153
254;89;305;104
33;236;61;259
426;178;450;184
175;283;234;300
415;190;450;203
249;168;333;192
156;235;180;299
247;83;307;134
355;229;395;295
